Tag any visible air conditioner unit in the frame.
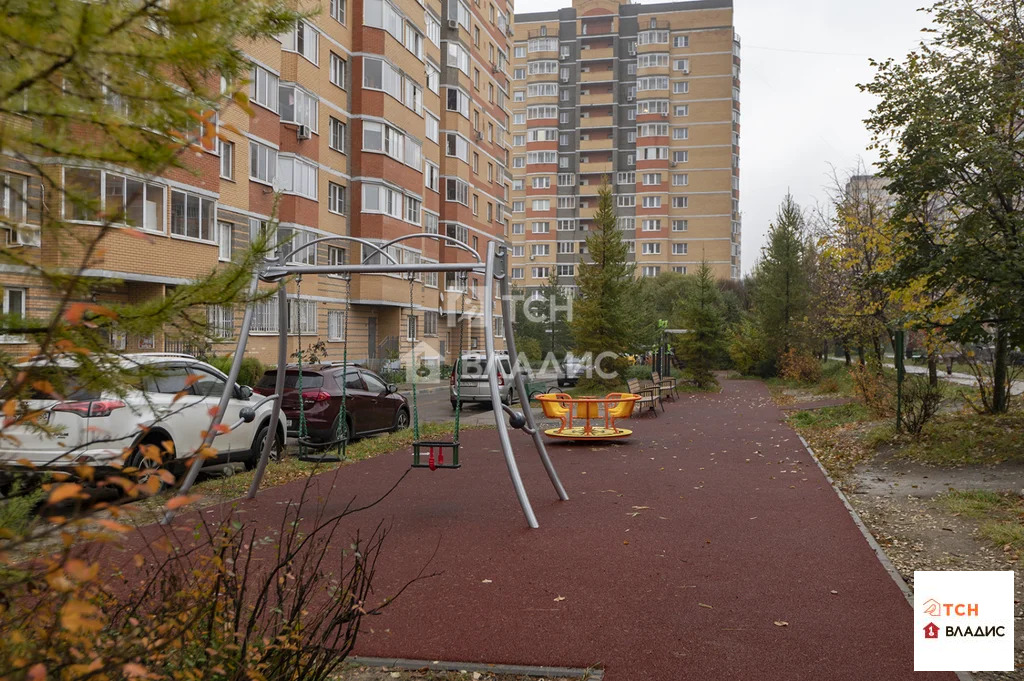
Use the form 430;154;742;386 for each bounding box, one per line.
447;19;458;29
6;224;40;247
296;124;311;140
660;113;669;119
491;63;500;73
670;161;677;167
475;130;483;140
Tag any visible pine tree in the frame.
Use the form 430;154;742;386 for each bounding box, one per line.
679;259;726;388
752;194;812;360
570;178;634;378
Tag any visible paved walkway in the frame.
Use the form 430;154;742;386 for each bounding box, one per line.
154;378;955;680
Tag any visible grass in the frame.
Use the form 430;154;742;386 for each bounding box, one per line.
787;402;872;430
935;489;1024;555
0;480;46;537
894;410;1024;466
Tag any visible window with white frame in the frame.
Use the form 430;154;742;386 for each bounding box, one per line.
511;222;524;234
328;182;347;214
559;111;570;124
674;104;689;116
327;310;345;340
152;186;203;242
250;65;279;111
329;117;346;153
2;287;29;342
641;265;660;277
637;30;668;45
531;221;550;233
641;219;660;231
424;162;439;192
287;229;317;265
511;267;524;279
672;219;688;231
445;132;469;161
616;195;635;208
625;240;635;253
531;243;549;256
217;221;232;261
406;196;421;225
673;150;688;163
426;12;441;46
423;211;438;234
641;242;660;255
674;59;690;72
557;173;574;186
446;178;469;205
283;21;319;64
512;200;524;213
279;84;318;132
617;172;635;185
557;196;575;209
617;216;635;230
527;105;558;120
640;146;668;160
556;264;574;277
637;76;669;91
639;123;668;137
363;57;404;102
559;156;570;168
528;37;557;52
672;127;689;140
672;173;688;186
641;195;661;208
249;141;277;184
673;82;689;94
330;53;347;89
673;242;688;254
642;172;661;185
531;199;550;211
510;245;524;256
424;113;439;143
277;155;318;199
527;60;558;75
673;265;687;274
363;183;404;218
330;0;346;24
672;196;688;208
638;53;669;68
288;299;317;335
447;42;470;74
557;241;575;253
424;311;438;336
532;177;550;189
674;35;689;47
532;266;550;278
218;140;234;180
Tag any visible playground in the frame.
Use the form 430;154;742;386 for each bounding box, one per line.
155;376;955;680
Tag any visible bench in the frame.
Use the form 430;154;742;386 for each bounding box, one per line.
626;378;663;416
650;371;677;400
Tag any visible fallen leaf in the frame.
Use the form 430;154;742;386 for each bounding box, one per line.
48;483;84;505
165;494;201;510
481;579;492;584
774;620;789;627
699;603;713;609
553;595;566;602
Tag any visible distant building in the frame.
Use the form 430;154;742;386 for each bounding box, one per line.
508;0;742;293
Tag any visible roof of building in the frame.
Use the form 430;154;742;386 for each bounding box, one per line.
516;0;732;21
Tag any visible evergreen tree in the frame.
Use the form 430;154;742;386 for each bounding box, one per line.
751;194;812;360
570;178;634;377
679;259;726;388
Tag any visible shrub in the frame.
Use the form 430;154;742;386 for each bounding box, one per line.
900;375;944;436
206;355;265;387
778;349;822;384
850;363;896;417
623;365;653;381
728;319;775;377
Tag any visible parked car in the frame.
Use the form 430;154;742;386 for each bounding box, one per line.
557;356;586;388
450;352;528;407
0;353;285;479
254;363;409;444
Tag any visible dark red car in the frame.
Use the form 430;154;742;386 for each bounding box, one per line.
254;363;409;443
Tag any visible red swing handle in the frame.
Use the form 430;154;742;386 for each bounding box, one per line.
428;446;436;471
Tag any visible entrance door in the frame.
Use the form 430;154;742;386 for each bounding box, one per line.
367;318;377;360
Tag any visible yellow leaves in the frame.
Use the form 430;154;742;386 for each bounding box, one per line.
123;663;150;678
64;559;99;582
61;599;104;632
47;483;84;505
196;445;218;460
95;519;132;534
64;302;118;327
2;399;16;419
27;663;46;681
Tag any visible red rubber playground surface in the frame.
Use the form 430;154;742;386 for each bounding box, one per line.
173;378;955;680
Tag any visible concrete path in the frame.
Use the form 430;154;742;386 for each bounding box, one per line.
153;378;954;680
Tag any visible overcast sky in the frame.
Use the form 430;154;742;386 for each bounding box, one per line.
512;0;932;273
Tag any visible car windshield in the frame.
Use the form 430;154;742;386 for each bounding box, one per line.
256;371;325;390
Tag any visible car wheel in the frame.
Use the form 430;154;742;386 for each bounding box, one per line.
503;388;515;406
393;407;410;431
245;423;282;471
557;379;566;387
128;437;174;492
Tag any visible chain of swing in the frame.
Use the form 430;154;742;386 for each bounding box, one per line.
291;269;465;469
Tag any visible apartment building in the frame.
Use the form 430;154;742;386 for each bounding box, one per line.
508;0;741;293
0;0;512;370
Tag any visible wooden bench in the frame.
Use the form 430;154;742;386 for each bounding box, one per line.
626;378;663;416
650;371;677;400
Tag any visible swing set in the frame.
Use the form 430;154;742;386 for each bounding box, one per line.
167;236;567;529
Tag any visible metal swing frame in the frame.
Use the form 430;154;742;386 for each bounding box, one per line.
166;235;568;529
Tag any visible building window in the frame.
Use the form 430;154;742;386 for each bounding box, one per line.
288;299;317;335
328;310;345;341
424;311;438;336
330;0;346;23
673;150;689;163
250;65;279;111
425;162;439;192
532;266;550;279
672;196;688;208
218;140;234;180
674;35;689;48
277;155;318;199
207;305;234;340
641;219;660;231
329;117;346;153
641;266;660;277
279;84;319;132
249;141;278;184
0;288;26;344
169;189;215;241
217;221;232;261
673;243;688;254
328;182;347;215
330;53;347;89
283;21;319;65
672;219;688;231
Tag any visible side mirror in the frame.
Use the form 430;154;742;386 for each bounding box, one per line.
236;384;254;400
386;383;398;394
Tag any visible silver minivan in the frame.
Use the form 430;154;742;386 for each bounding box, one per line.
449;352;528;407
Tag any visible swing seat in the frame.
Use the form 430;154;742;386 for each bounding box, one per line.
411;441;461;470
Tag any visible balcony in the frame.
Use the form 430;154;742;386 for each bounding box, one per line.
579;160;613;174
580;68;615;83
579;46;613;61
579;137;613;151
579;115;613;128
579;92;614;106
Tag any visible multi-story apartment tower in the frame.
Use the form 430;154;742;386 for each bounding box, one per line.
0;0;512;369
508;0;741;295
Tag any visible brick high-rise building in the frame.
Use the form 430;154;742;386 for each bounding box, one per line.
0;0;513;369
508;0;741;294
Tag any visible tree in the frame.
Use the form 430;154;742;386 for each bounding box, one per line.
751;194;813;362
0;0;296;406
570;178;635;378
678;260;726;388
510;271;570;363
862;0;1024;412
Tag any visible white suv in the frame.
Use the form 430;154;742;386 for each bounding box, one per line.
0;353;285;479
